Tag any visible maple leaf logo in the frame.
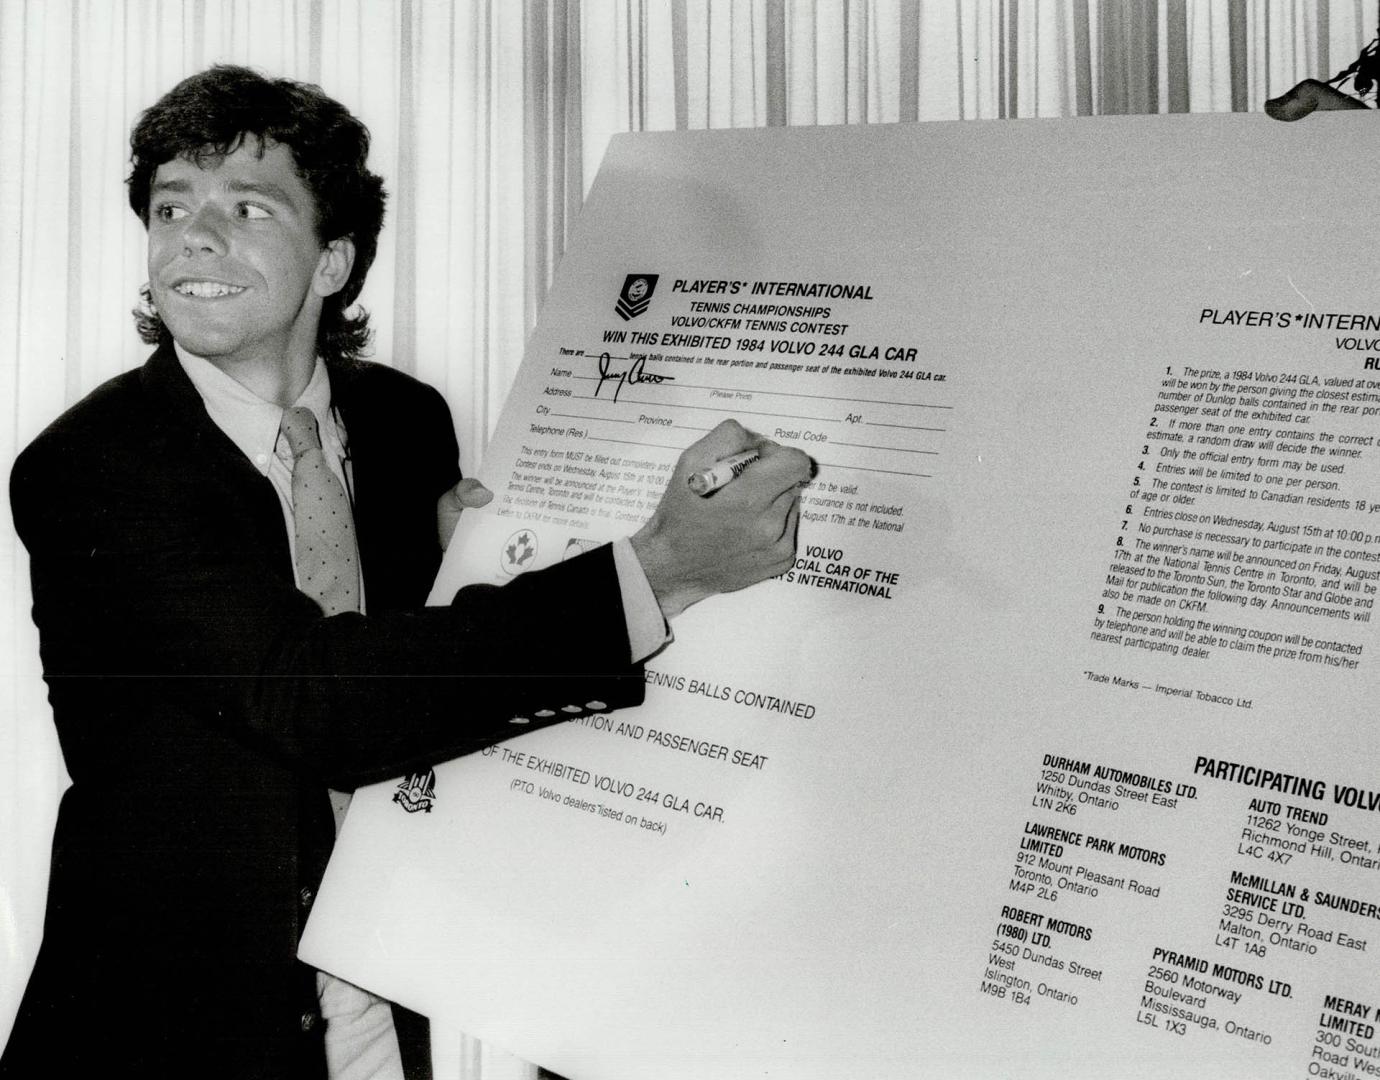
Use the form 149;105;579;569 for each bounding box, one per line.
501;529;538;575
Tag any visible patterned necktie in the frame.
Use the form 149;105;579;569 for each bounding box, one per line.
279;406;360;617
280;406;359;833
282;409;398;1049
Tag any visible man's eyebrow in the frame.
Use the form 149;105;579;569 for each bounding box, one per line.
225;179;298;204
147;176;300;206
149;177;193;196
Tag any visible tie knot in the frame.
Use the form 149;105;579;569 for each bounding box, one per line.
280;406;322;458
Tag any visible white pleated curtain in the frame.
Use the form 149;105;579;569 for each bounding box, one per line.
2;0;1373;1072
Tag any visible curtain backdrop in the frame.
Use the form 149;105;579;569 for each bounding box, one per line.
2;0;1373;1071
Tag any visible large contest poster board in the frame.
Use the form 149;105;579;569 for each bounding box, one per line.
302;113;1380;1078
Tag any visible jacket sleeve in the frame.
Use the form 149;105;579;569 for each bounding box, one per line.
10;399;645;790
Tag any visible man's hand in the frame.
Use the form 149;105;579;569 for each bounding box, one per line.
437;478;494;550
1265;79;1369;120
631;420;814;619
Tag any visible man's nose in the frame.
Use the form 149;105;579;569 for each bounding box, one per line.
182;206;229;254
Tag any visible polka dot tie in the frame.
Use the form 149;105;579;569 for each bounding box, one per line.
279;406;360;617
281;406;360;833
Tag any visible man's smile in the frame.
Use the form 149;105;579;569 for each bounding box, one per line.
171;280;247;298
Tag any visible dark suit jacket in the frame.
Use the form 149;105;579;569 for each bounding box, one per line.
3;343;644;1078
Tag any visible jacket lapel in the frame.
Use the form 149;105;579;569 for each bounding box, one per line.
328;361;390;601
139;341;293;574
328;361;449;612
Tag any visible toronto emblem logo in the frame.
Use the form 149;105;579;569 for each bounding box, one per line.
393;769;436;813
615;274;658;321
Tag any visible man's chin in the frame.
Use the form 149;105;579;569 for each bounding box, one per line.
157;311;243;360
171;336;264;374
168;333;237;357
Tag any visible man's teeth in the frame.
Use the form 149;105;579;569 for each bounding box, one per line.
175;281;245;298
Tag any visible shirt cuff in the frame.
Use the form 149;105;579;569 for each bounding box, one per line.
611;536;671;662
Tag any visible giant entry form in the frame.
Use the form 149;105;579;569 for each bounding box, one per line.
303;113;1380;1079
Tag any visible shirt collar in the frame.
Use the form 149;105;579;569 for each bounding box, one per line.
175;346;337;475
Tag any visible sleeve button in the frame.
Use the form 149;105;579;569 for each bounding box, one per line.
300;1010;320;1033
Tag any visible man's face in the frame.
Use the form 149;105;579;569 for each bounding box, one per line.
146;136;345;374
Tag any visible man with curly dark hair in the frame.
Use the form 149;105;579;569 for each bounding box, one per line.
125;64;386;367
4;65;810;1079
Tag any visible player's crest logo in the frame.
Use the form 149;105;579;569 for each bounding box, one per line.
393;769;436;814
615;274;658;321
501;529;538;576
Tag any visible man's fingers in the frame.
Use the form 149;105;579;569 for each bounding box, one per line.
681;419;766;472
678;421;815;498
767;442;815;487
1265;79;1368;121
451;478;494;509
438;479;494;550
635;418;814;613
775;494;802;545
725;442;813;503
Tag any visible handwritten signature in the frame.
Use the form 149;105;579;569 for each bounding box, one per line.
595;351;675;403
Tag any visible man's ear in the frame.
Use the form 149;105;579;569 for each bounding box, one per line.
314;237;356;298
